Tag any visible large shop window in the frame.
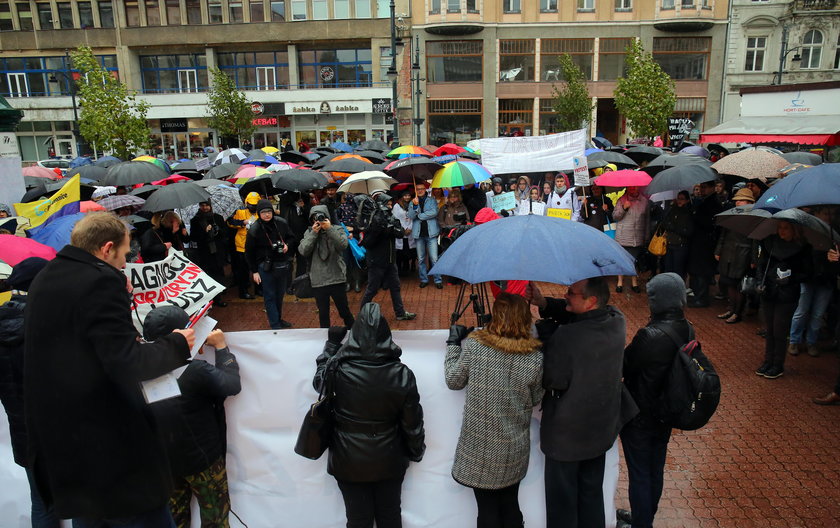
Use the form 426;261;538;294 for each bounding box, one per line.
499;99;533;136
499;40;535;82
140;54;208;93
541;38;593;81
297;48;372;88
0;55;117;97
598;37;631;80
653;37;710;80
427;40;483;83
217;51;290;90
427;99;482;146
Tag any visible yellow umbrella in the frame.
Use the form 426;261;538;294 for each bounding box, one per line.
261;146;280;154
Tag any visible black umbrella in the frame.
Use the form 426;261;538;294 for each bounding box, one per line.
311;152;345;169
749;209;838;251
271;169;330;192
21;186;49;202
24;176;47;190
141;182;211;212
645;164;718;195
715;205;772;235
239;174;282;197
130;184;163;198
101;161;169;187
781;152;823;166
67;165;107;181
586;150;638;169
383;157;444;183
354;150;387;163
358;139;389;152
624;146;664;164
641;153;711;176
205;162;241;180
591;137;612;149
172;160;198;172
280;150;311;164
246;149;270;162
321;158;377;175
171;169;202;181
94;155;122;168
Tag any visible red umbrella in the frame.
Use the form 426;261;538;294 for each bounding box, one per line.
80;200;106;212
0;234;57;266
433;143;466;157
151;174;192;186
593;169;652;188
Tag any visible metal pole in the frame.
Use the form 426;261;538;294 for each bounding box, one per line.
65;49;81;156
389;0;399;145
413;34;422;146
776;25;789;86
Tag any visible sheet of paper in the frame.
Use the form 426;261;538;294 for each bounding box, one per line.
190;316;217;358
141;373;181;403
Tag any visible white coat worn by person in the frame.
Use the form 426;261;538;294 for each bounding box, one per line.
543;174;581;222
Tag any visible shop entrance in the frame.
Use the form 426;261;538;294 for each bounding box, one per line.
596;98;620;146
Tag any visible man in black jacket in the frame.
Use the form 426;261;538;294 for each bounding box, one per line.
527;277;637;528
620;273;692;528
24;212;195;526
687;181;723;307
245;199;295;329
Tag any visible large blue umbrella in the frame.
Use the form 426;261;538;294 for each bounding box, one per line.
28;212;87;251
331;141;354;153
429;214;636;285
69;156;93;169
754;163;840;213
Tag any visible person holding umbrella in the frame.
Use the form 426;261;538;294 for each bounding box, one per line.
714;188;758;324
245;200;295;330
613;186;650;293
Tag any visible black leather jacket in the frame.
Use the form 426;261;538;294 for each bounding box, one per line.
313;303;425;482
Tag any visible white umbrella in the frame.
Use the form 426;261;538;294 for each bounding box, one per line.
337;171;397;195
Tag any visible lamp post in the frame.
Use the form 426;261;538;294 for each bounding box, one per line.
49;49;81;156
411;34;425;146
387;0;399;146
774;25;802;85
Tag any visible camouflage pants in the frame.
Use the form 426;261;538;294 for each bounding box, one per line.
169;456;230;528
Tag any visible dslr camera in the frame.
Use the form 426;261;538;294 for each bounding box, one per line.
313;212;327;223
272;241;285;254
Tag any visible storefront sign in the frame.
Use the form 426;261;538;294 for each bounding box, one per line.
253;117;279;126
372;98;392;114
320;102;331;114
0;133;19;158
262;102;285;115
251;102;265;115
160;118;188;132
319;66;335;82
741;88;839;117
287;101;373;115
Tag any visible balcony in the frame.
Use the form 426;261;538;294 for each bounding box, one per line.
794;0;838;10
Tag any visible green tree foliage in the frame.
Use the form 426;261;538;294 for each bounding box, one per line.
71;46;150;159
551;54;595;132
206;67;255;146
613;39;676;142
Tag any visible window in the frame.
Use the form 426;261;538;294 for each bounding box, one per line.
208;0;222;22
542;38;593;81
312;0;326;18
615;0;631;9
124;0;140;26
541;0;557;12
427;40;483;83
186;0;201;22
598;37;631;80
653;37;710;79
835;34;840;69
166;0;181;24
499;40;535;82
430;0;440;13
250;0;264;21
428;99;482;146
229;0;244;22
17;2;34;30
448;0;460;13
334;0;349;18
140;54;208;93
145;0;161;25
0;55;117;97
578;0;594;10
217;51;290;89
291;0;305;19
801;30;823;69
467;0;477;12
539;99;560;134
5;73;27;96
499;99;533;136
78;1;94;27
56;2;72;28
98;1;114;26
297;48;372;88
36;1;52;28
379;46;392;82
744;37;766;72
0;3;13;30
681;0;694;6
270;0;285;20
178;69;198;92
503;0;519;13
354;0;370;17
662;0;674;8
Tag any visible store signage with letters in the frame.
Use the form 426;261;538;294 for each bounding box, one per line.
160;118;188;132
372;98;392;114
287;100;373;115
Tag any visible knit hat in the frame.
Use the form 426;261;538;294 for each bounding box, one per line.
143;305;190;342
732;187;755;203
245;192;261;205
7;257;49;291
646;272;687;314
0;203;11;216
256;199;274;215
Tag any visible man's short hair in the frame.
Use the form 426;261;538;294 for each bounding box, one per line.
70;212;128;255
582;276;610;309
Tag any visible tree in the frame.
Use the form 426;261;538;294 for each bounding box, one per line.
206;67;255;148
550;54;595;132
71;46;151;159
613;39;676;142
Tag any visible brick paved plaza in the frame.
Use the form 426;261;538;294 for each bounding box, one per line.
212;275;840;528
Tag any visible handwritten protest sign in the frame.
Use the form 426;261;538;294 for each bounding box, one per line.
491;191;517;213
572;156;589;187
479;129;587;175
124;250;223;332
547;208;572;220
517;200;546;216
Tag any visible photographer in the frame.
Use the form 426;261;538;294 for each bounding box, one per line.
190;201;228;307
299;205;355;328
245;200;295;330
357;192;416;321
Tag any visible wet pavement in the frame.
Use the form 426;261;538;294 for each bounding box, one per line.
211;275;840;528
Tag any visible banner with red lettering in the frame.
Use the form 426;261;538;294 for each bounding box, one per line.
124;250;223;333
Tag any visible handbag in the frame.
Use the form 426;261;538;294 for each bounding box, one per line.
648;229;667;257
741;249;772;296
292;273;314;299
341;223;366;267
294;358;340;460
603;217;616;239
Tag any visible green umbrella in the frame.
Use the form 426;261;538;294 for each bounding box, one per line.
431;161;493;189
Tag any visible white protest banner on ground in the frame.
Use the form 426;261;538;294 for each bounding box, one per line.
491;191;517;213
479;129;587;175
0;329;621;528
572;155;590;187
124;250;223;332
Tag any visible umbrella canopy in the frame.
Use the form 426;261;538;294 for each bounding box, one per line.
384;157;444;183
238;174;282;196
711;149;788;181
644;164;718;195
754;163;840;212
624;146;663;164
132;155;172;174
591;137;613;149
641;153;712;176
353;150;387;163
205;162;241;180
175;184;242;224
94;155;122;168
321;157;375;175
715;205;772;235
431;161;492;189
28;212;87;251
679;145;711;159
429;214;636;284
358;139;389;152
80;200;105;212
101;161;170;187
778;163;812;177
265;162;301;172
261;146;279;154
337;171;397;195
593;169;652;188
433;143;466;157
330;141;354;153
781;151;823;166
194;179;236;188
151;174;193;186
387;145;433;159
243;151;280;166
213;148;249;165
172;160;198;172
141;182;210;212
279;150;312;164
230;166;271;185
587;150;638;169
717;206;838;251
69;156;93;169
311;152;345;169
66;165;106;181
97;194;146;212
0;234;57;265
129;184;163;198
271;169;331;192
22;166;62;180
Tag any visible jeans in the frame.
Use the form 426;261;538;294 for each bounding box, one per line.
25;467;60;528
763;299;797;369
415;236;441;284
313;283;355;328
620;423;672;528
72;504;175;528
790;282;833;345
360;263;406;317
258;263;288;329
335;474;404;528
544;453;605;528
473;482;523;528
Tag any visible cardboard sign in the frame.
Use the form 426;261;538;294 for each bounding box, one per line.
668;118;695;150
517;200;546;216
572;155;590;187
195;157;212;171
491;191;517;213
124;250;223;333
547;207;572;220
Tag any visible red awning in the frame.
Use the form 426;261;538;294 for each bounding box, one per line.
700;133;840;146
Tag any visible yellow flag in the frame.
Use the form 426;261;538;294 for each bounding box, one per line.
14;174;81;230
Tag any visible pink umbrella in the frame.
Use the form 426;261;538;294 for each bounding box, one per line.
0;234;57;266
151;174;192;186
22;166;63;180
80;200;106;212
593;169;652;188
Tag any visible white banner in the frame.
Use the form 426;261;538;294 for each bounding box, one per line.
124;250;223;333
0;330;621;528
479;130;587;175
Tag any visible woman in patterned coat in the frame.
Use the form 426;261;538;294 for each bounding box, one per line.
445;292;544;527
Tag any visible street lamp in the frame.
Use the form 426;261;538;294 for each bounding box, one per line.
388;0;399;146
774;25;802;85
411;35;425;146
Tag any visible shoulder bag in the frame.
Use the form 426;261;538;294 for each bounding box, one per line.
648;227;667;257
294;357;340;460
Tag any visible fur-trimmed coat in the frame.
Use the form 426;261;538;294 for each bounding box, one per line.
445;329;544;489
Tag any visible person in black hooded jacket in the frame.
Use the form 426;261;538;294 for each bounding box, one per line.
620;272;693;528
245;199;295;329
312;302;425;528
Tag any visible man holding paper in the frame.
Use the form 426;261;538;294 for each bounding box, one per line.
24;212;195;527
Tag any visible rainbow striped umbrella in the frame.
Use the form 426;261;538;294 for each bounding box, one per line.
386;145;433;159
132;155;172;174
431;161;493;189
228;166;270;186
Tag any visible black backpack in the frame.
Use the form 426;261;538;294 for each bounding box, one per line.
654;324;721;431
